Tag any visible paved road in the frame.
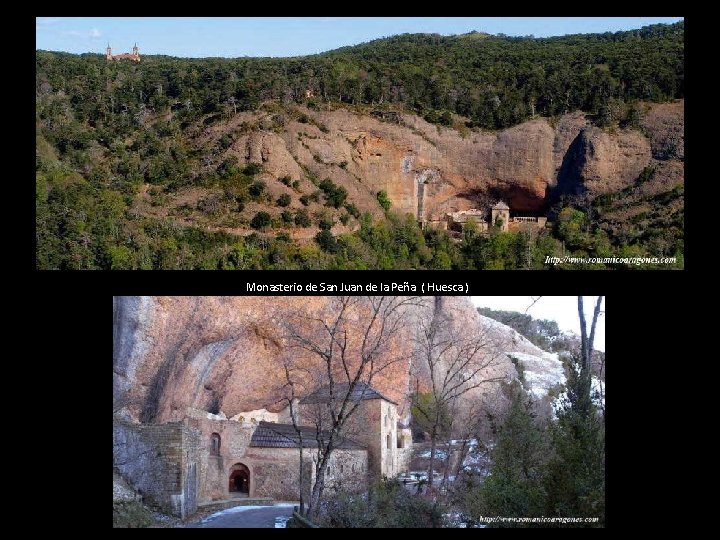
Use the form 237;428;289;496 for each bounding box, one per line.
187;504;295;528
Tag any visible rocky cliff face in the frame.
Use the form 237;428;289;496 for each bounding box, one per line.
190;100;682;220
557;127;652;196
113;296;566;425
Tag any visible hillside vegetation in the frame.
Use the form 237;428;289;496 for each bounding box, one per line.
36;22;683;269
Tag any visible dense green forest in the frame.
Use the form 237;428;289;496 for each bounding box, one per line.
36;22;684;269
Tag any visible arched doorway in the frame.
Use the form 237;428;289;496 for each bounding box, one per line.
228;463;250;497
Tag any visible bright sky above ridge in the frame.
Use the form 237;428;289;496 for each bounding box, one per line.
36;17;683;58
471;296;605;352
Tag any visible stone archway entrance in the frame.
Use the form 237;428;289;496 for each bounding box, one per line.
228;463;250;497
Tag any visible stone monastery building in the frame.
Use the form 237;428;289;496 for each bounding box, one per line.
106;43;140;62
113;383;414;518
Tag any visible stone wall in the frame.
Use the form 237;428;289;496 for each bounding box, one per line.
183;415;255;502
229;408;279;423
339;399;397;481
246;447;367;501
244;447;315;501
379;400;398;478
394;427;413;473
395;447;413;474
180;426;200;518
185;415;368;503
310;448;368;495
112;419;200;518
117;403;381;511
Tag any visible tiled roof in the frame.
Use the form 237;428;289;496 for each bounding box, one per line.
493;201;510;210
301;382;398;405
249;421;365;450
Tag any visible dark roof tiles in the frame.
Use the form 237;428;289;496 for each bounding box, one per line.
249;421;365;450
301;382;398;405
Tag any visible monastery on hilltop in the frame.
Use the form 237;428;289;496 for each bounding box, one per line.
106;43;140;62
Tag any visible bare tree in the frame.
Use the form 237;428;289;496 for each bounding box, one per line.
438;383;509;494
577;296;604;415
578;296;603;372
278;356;312;514
412;298;509;497
282;296;420;518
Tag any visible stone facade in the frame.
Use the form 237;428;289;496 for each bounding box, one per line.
491;202;510;232
183;413;255;501
299;390;407;482
229;408;279;424
114;385;411;517
339;398;397;480
112;420;200;519
395;427;413;473
445;209;488;232
106;44;140;63
445;201;548;234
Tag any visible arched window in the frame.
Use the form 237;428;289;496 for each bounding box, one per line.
211;433;221;455
340;464;344;474
397;435;404;449
386;433;391;449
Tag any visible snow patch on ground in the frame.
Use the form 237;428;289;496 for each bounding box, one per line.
463;453;483;466
275;515;291;528
200;503;296;524
450;439;478;446
419;450;448;459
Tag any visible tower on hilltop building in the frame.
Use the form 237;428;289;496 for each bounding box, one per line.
105;43;140;62
491;201;510;232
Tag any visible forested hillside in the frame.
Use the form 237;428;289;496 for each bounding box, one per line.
36;22;683;269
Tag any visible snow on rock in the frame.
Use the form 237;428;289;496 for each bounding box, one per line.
476;314;541;352
506;351;566;399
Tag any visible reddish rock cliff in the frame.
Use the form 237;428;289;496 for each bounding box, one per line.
191;101;682;220
114;297;558;425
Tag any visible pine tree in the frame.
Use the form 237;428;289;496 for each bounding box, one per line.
543;353;605;526
464;381;550;527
